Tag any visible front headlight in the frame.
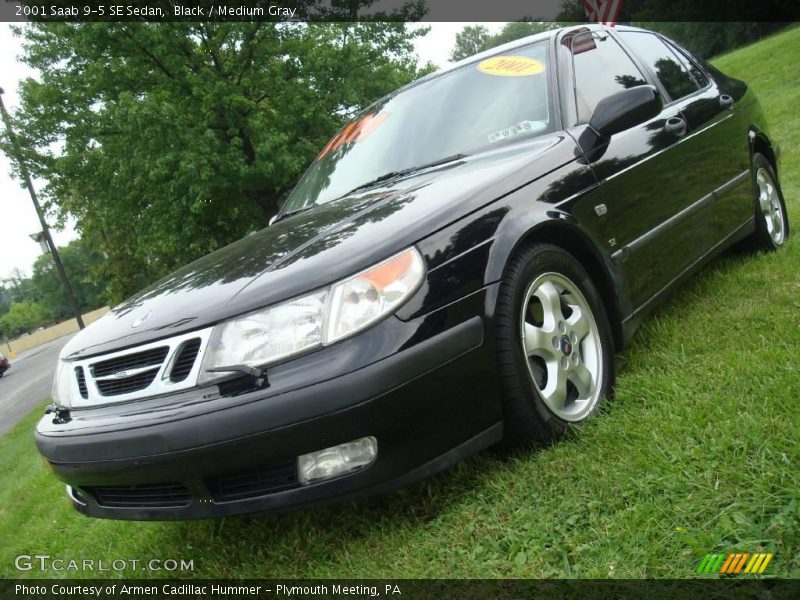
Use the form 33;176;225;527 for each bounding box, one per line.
325;247;425;344
199;247;424;384
198;289;329;385
52;360;75;408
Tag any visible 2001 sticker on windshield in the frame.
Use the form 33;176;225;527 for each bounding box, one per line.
478;56;545;77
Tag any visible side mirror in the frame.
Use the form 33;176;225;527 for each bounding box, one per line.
589;85;662;138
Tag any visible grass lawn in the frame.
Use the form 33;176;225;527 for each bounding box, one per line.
1;26;798;580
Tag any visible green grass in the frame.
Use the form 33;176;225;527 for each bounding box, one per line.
1;27;799;580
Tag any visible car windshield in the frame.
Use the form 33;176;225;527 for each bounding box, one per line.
280;41;552;215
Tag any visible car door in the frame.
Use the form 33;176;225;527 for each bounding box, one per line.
559;27;713;312
616;30;752;247
667;36;754;241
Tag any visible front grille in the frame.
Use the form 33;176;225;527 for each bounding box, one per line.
74;367;88;399
169;338;201;383
88;483;191;508
95;369;160;396
91;347;169;378
64;326;214;407
207;463;298;502
90;346;170;397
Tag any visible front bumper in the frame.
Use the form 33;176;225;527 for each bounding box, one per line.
36;290;503;520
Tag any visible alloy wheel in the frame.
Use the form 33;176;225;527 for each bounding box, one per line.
756;167;785;246
520;272;604;422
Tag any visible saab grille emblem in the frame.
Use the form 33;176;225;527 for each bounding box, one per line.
113;370;129;379
131;310;152;328
594;203;608;216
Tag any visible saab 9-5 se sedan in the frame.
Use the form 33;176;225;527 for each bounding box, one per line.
37;25;788;520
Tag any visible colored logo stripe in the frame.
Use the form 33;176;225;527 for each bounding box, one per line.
696;554;725;574
697;553;774;575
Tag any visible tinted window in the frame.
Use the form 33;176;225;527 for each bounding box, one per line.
665;39;709;88
567;32;648;123
619;32;700;101
282;43;553;213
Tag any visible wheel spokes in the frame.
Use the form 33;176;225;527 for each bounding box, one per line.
569;362;594;399
540;360;568;411
523;322;556;358
758;168;784;244
535;280;565;330
770;195;784;242
566;304;590;341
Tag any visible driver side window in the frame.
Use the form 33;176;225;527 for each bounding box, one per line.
567;32;648;124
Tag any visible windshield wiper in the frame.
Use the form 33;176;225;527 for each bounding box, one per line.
271;204;315;224
207;364;269;388
342;153;470;197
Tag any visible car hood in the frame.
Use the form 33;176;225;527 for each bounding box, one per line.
62;133;574;360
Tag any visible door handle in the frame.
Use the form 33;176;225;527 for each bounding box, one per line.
664;116;687;137
719;94;734;109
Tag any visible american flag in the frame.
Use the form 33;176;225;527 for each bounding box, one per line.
583;0;623;26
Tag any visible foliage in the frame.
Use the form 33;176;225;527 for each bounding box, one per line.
0;301;47;338
0;240;107;337
30;239;108;321
0;268;34;313
3;15;429;303
450;25;491;61
450;21;566;61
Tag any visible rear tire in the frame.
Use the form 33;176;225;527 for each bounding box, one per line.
496;243;615;447
751;153;789;251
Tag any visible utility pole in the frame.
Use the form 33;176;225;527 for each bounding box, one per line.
0;86;84;329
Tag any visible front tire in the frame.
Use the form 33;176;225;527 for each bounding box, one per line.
496;243;615;446
751;153;789;250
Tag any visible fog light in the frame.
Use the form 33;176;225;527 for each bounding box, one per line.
297;436;378;484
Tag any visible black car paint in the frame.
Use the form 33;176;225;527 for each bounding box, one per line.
36;25;780;519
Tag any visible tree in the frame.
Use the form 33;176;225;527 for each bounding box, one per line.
450;21;566;61
0;301;47;338
1;269;35;305
489;21;566;47
0;285;11;317
450;25;491;61
30;239;108;320
4;16;429;303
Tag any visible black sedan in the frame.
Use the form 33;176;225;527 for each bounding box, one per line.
36;25;788;520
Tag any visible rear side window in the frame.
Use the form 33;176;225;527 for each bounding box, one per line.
665;39;710;89
619;31;701;101
567;31;648;124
